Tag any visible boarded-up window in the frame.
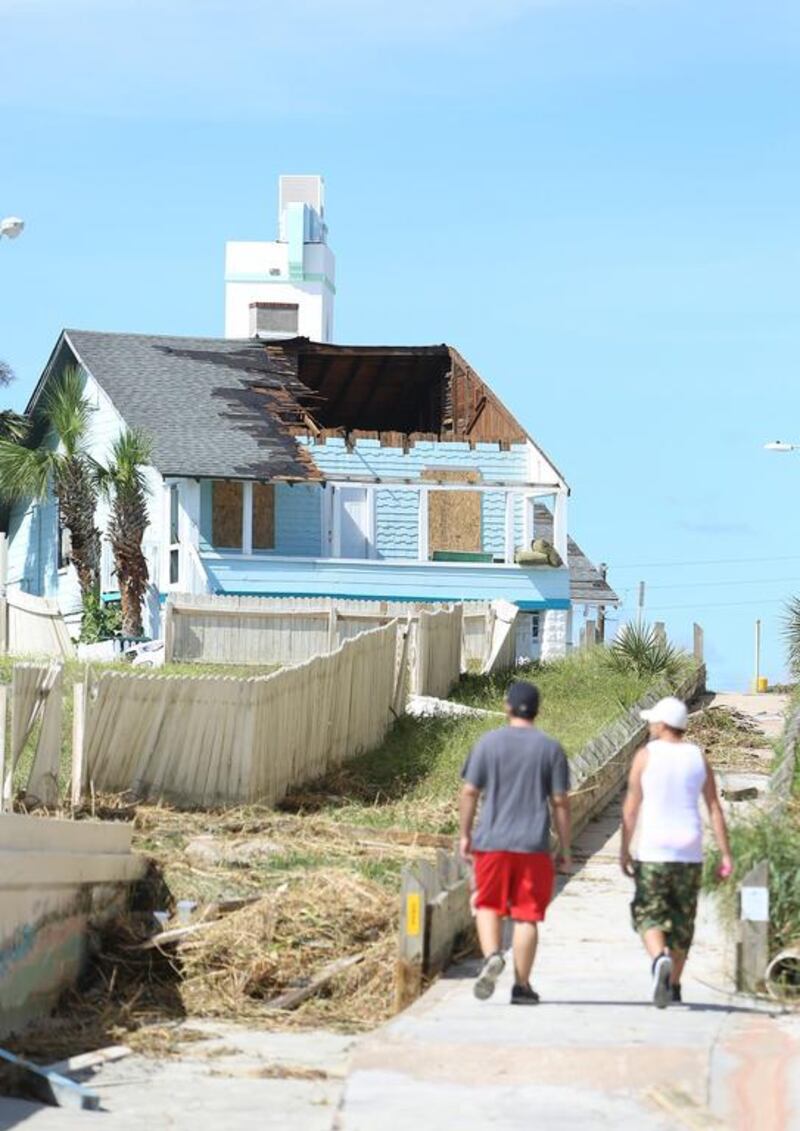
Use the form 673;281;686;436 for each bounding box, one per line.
212;481;243;549
252;483;275;550
422;469;482;556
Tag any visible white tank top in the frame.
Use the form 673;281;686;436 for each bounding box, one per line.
636;739;707;864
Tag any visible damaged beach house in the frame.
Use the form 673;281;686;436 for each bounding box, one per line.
3;176;617;660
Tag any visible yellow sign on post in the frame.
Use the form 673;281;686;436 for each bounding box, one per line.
406;891;421;937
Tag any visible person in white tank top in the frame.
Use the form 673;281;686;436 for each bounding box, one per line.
620;696;733;1009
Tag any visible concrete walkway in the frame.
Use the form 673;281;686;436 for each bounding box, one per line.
339;698;800;1131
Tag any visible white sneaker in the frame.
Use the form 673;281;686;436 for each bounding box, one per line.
474;952;506;1001
652;954;673;1010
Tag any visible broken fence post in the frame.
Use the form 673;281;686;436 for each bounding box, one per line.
693;623;704;664
0;684;9;812
737;859;769;994
70;682;87;809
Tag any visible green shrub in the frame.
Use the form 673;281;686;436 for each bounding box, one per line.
607;622;686;683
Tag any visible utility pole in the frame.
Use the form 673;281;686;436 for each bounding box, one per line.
754;618;762;692
637;580;646;623
597;563;607;643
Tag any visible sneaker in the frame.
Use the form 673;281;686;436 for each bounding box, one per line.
670;983;682;1004
473;952;505;1001
511;983;540;1005
652;954;673;1010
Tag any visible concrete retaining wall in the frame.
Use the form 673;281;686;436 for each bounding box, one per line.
0;813;146;1038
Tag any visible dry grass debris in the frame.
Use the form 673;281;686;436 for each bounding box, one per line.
687;705;772;774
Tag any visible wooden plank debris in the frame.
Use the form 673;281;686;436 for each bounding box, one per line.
46;1045;132;1077
266;954;364;1011
0;1046;100;1111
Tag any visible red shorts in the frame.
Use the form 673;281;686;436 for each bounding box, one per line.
473;851;555;922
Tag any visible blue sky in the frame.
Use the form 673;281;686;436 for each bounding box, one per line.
2;0;800;689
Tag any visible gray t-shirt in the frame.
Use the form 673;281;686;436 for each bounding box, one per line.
461;726;570;853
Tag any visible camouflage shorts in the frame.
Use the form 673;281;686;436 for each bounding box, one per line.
630;862;703;951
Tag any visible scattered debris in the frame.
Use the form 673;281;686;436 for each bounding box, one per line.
46;1045;132;1077
687;706;772;774
721;785;760;802
406;694;502;720
0;1047;100;1111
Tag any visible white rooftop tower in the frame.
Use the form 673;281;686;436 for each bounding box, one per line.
225;175;335;342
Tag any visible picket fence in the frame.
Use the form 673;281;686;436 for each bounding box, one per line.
0;662;64;810
2;590;74;659
77;621;403;808
164;593;499;672
410;606;463;698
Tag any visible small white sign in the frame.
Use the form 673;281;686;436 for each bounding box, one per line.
740;886;770;922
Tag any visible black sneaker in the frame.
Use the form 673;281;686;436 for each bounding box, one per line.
651;954;673;1010
511;983;540;1005
670;983;682;1004
473;952;505;1001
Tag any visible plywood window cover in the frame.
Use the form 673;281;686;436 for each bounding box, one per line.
422;468;482;555
212;480;243;549
252;483;275;550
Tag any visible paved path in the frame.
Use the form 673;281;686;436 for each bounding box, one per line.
339;694;800;1131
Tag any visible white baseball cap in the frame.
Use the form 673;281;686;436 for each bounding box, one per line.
640;696;689;731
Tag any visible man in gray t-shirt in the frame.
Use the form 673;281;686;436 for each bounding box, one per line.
460;680;572;1005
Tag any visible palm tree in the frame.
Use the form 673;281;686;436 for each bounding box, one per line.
0;359;28;443
782;598;800;678
97;429;152;637
0;365;102;600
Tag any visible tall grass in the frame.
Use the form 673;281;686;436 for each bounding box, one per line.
288;647;686;834
705;806;800;953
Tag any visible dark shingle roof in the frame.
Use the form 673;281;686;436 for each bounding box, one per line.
534;505;619;606
63;330;320;480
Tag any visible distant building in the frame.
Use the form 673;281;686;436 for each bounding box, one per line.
224;175;335;343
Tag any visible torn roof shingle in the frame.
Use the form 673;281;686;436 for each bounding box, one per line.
62;330;321;480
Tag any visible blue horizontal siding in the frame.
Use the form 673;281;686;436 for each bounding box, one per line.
297;437;530;483
201;555;570;607
375;489;418;560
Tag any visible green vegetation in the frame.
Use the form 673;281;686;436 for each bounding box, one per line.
286;648;695;835
705;804;800;955
607;621;686;682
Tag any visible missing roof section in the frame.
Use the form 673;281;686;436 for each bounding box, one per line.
246;339;528;445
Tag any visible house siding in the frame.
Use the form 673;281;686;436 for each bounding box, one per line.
375;489;418;560
297;437;530;482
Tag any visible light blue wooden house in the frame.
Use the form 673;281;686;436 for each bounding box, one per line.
4;330;616;657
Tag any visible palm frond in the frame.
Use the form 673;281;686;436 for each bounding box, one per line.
107;429;152;492
41;365;92;458
0;410;30;444
0;439;57;502
781;597;800;678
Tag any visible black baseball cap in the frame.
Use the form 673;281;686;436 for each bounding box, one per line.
506;681;540;719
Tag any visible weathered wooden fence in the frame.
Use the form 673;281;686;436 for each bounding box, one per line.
410;606;463;698
77;621;403;808
163;593;501;672
1;662;64;810
2;590;74;659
